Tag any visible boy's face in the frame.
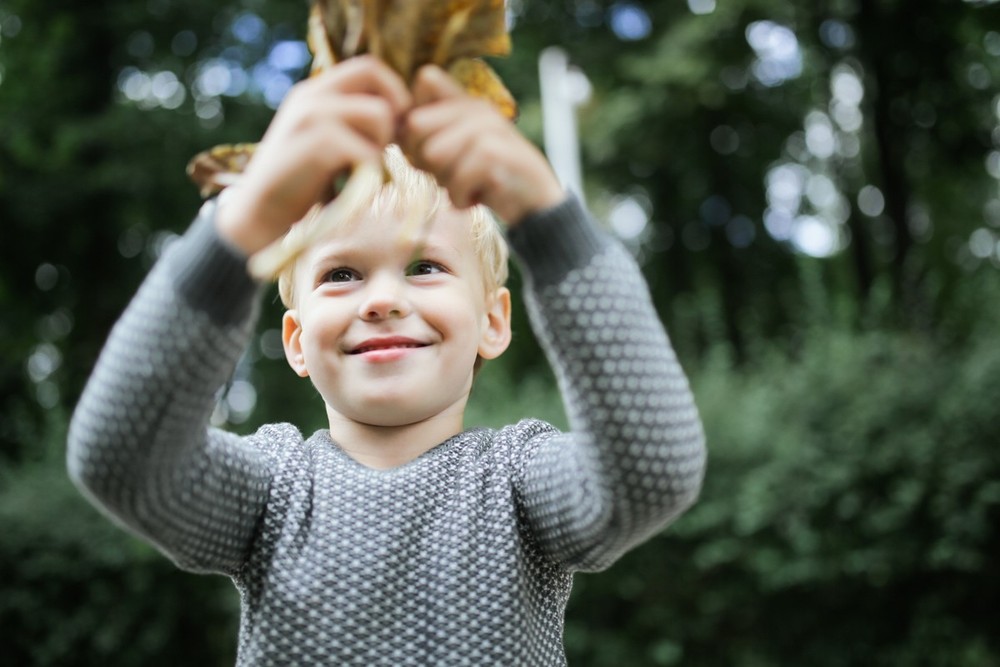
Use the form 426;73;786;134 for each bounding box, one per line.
281;206;511;429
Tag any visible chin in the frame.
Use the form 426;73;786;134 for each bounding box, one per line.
346;403;441;428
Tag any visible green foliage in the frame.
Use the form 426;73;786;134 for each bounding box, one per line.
564;311;1000;666
0;417;238;666
2;0;999;664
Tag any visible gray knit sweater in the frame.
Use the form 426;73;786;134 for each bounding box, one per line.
67;195;705;666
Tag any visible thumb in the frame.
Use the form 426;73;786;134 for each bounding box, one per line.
412;65;465;106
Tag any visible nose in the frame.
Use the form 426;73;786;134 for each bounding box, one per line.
358;272;411;321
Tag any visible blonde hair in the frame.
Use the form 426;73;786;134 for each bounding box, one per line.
277;145;509;309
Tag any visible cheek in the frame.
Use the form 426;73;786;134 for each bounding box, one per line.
300;307;348;350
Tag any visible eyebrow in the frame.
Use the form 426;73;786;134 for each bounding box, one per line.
305;243;348;274
303;227;466;275
412;239;462;259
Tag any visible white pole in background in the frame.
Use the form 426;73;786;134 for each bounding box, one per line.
538;47;592;199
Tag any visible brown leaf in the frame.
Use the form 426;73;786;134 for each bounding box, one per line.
418;0;510;66
378;0;426;78
190;0;516;197
186;144;257;198
322;0;510;81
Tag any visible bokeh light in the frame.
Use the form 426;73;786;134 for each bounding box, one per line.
819;19;855;50
608;195;651;240
791;215;840;257
127;30;155;59
171;30;198;57
1;11;22;37
232;12;267;44
117;67;186;110
763;157;849;258
269;40;310;71
116;11;308;119
804;111;836;159
858;185;886;217
572;0;603;28
710;125;740;155
969;228;996;259
726;215;756;248
746;21;802;87
609;2;652;41
34;263;59;291
687;0;716;16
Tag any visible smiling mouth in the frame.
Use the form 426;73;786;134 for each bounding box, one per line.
348;341;430;355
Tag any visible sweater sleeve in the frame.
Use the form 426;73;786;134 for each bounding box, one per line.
66;200;275;576
507;195;706;573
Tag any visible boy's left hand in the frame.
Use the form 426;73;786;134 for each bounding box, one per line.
400;65;565;227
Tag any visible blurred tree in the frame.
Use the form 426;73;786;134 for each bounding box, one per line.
512;0;1000;355
2;0;999;664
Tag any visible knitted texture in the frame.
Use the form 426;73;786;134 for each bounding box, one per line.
68;196;706;666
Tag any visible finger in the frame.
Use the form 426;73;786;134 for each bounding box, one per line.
401;97;501;163
311;56;413;116
441;133;563;223
412;64;466;106
321;95;399;149
241;125;380;222
410;113;482;176
311;124;385;177
406;97;490;136
442;137;505;210
261;92;397;168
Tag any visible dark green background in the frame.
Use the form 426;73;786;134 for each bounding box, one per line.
2;0;999;664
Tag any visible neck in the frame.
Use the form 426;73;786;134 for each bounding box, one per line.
325;405;467;470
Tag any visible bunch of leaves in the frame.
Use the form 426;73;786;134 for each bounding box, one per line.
189;0;516;200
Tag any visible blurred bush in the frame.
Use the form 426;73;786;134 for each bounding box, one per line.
565;317;1000;666
0;416;238;667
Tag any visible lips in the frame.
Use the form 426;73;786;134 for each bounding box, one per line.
348;336;429;355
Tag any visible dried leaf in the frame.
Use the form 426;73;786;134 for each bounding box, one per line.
188;0;519;281
377;0;425;78
310;0;356;61
447;57;517;120
319;0;511;83
307;3;338;73
414;0;510;67
186;144;257;198
191;0;515;197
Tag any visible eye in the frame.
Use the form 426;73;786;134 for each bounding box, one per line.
322;267;360;283
406;260;445;277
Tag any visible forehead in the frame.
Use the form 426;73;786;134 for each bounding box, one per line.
297;205;480;272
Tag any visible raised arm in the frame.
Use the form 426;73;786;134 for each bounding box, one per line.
508;197;706;572
67;203;273;574
68;57;413;573
400;65;706;572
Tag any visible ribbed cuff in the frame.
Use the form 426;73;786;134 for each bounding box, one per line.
506;194;612;287
170;198;262;326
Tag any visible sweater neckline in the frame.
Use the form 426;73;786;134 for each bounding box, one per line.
314;426;491;475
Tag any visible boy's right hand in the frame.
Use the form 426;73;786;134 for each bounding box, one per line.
215;56;412;256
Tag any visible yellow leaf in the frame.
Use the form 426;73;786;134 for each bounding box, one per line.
447;58;517;120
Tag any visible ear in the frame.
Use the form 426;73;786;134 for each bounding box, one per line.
478;287;512;360
282;310;310;377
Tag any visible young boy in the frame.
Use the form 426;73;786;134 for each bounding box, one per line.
68;57;706;665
